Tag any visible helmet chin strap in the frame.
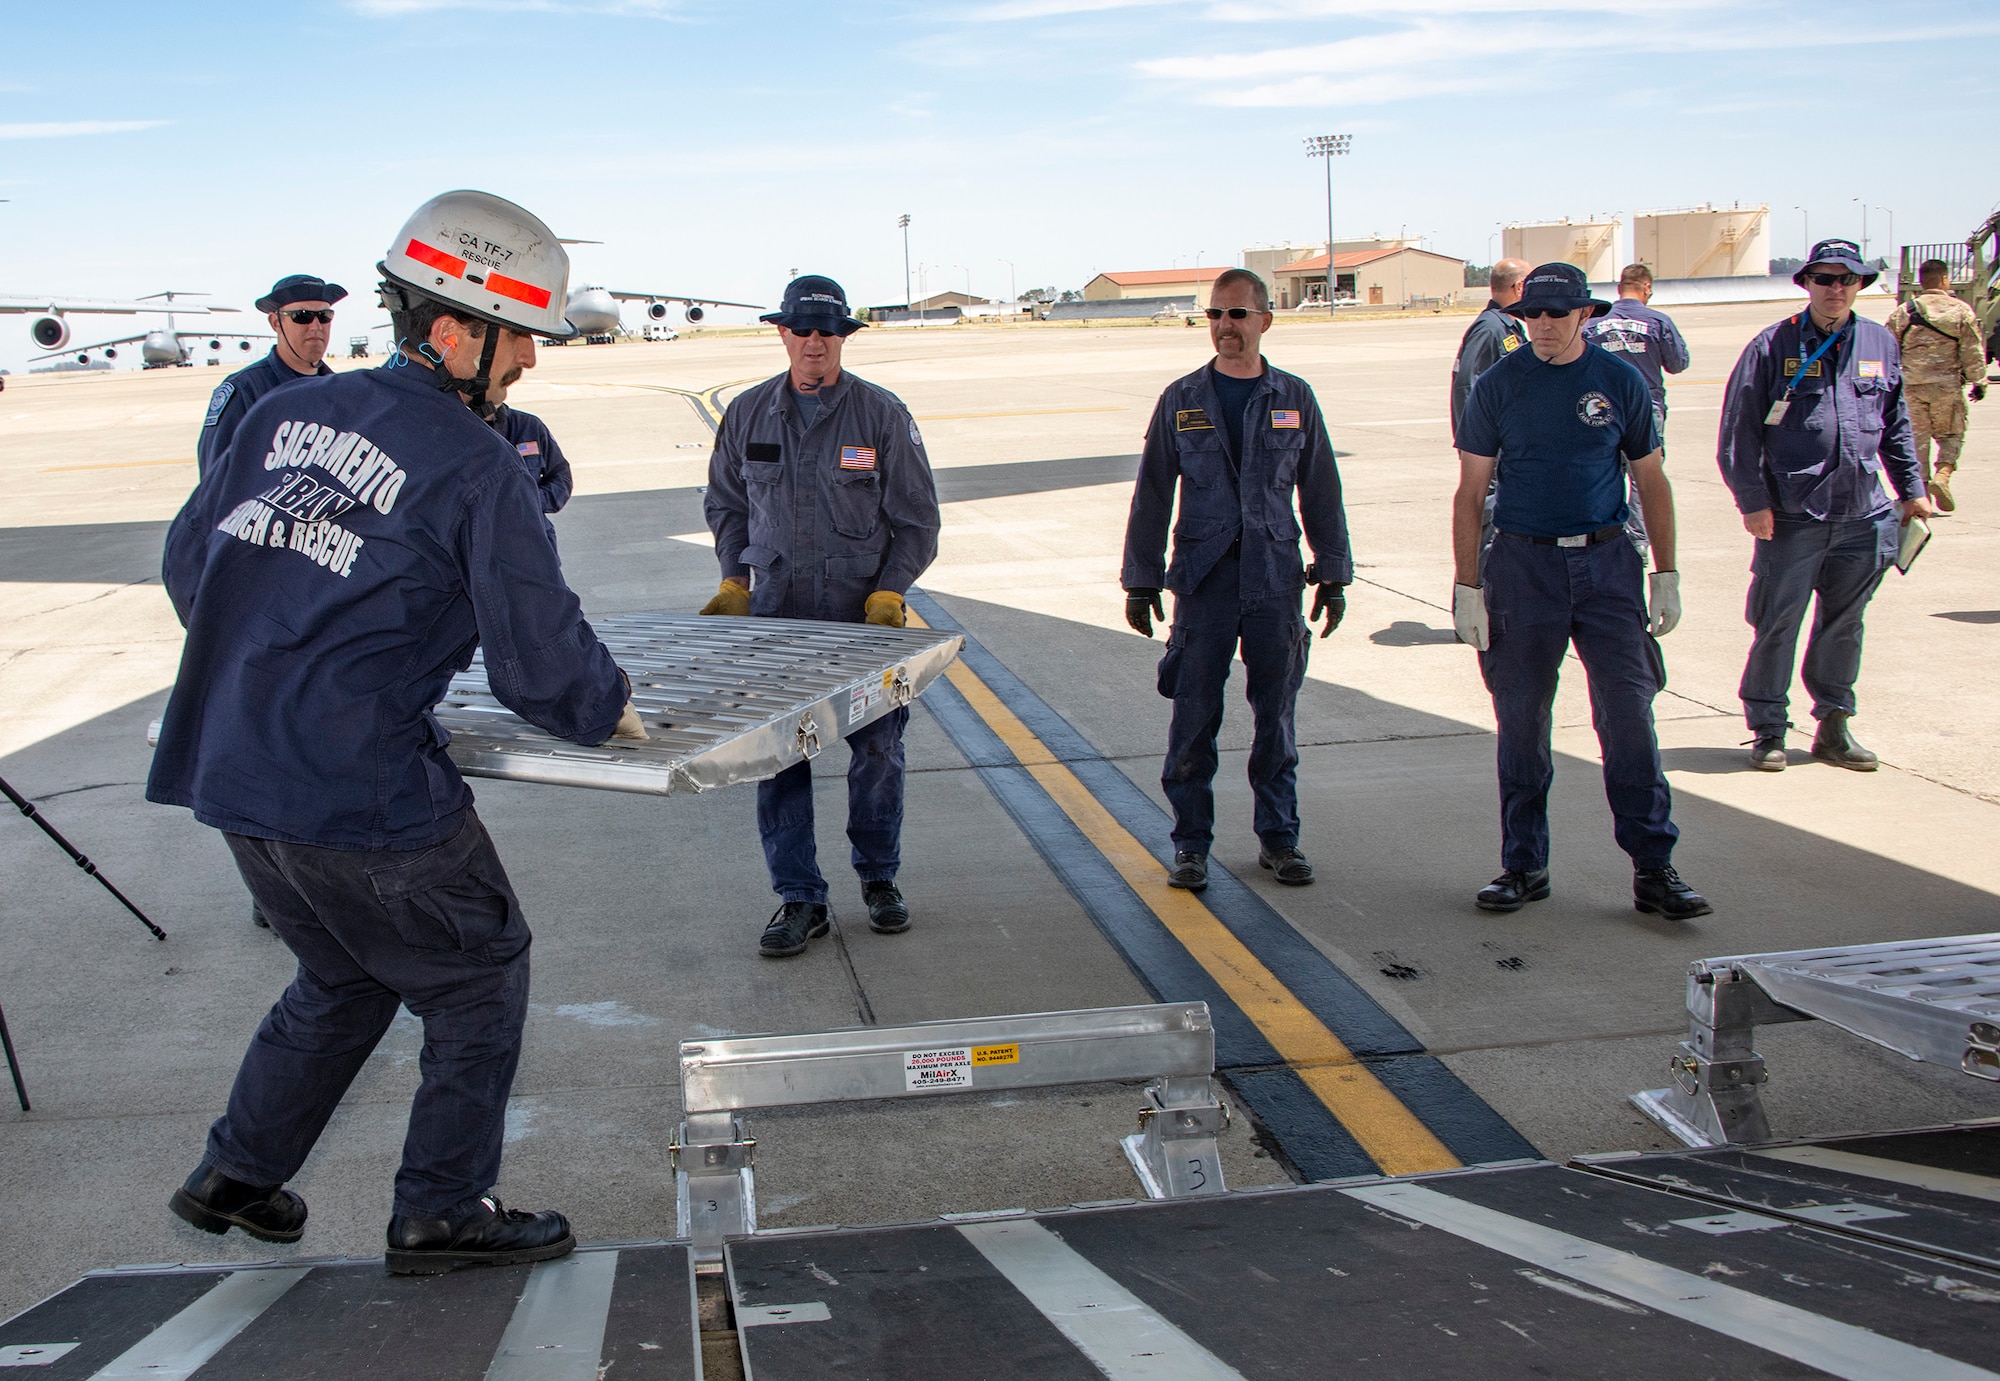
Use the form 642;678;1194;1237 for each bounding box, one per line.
433;326;504;422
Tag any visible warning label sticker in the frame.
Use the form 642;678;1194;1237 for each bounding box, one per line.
904;1047;972;1091
972;1044;1019;1066
848;682;884;725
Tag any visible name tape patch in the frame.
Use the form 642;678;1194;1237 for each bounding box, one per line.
1175;408;1213;432
1783;358;1823;378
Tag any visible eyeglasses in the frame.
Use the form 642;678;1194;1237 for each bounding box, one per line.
787;327;838;339
1204;307;1262;320
1517;308;1574;320
284;310;336;325
1806;272;1862;287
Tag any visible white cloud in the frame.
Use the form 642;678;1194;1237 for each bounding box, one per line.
0;120;168;140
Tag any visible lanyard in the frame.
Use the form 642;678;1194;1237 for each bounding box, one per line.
1784;318;1847;398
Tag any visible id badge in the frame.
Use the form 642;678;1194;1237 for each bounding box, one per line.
1764;399;1789;425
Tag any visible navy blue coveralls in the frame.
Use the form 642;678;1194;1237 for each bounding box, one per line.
1459;342;1678;873
704;371;941;905
493;404;574;550
151;359;627;1221
1122;360;1352;854
196;347;333;477
1717;311;1920;735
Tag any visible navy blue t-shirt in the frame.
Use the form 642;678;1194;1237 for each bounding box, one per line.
1459;342;1658;538
1208;365;1258;464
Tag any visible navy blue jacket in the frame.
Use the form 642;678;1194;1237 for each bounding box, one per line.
493;405;573;515
1451;302;1529;441
149;360;628;850
705;371;941;621
1123;360;1352;600
196;348;333;478
1718;311;1921;521
1584;298;1689;410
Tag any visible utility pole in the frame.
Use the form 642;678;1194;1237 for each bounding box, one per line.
898;214;912;310
1304;133;1352;309
1853;198;1867;261
1795;206;1808;259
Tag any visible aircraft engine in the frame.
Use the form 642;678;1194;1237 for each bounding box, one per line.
684;305;705;323
208;340;221;351
32;316;71;351
105;347;118;360
240;339;253;350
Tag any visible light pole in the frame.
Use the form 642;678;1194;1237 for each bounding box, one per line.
898;214;912;309
1853;198;1867;261
1875;206;1894;273
1794;206;1808;258
997;258;1016;308
1304;133;1352;308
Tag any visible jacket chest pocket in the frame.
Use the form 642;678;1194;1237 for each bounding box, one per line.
1262;428;1305;487
743;458;786;530
1779;384;1832;432
1178;431;1233;490
828;469;882;540
1851;378;1891;436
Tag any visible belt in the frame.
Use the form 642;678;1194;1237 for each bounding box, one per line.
1501;526;1624;548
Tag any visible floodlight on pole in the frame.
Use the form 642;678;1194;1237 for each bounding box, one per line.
898;214;912;310
1304;133;1352;308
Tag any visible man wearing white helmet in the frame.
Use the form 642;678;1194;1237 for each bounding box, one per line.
149;190;645;1275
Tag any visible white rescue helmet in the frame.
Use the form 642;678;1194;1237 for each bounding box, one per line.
379;190;577;339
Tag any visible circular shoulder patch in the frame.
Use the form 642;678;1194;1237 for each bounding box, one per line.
1575;391;1614;427
907;415;924;448
202;381;235;427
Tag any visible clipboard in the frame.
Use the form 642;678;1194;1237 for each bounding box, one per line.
1895;516;1931;574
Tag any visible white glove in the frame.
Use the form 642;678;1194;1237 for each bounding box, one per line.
1648;570;1681;637
612;701;650;741
1452;583;1489;651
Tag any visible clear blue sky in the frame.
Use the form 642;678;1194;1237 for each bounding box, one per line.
3;0;1994;369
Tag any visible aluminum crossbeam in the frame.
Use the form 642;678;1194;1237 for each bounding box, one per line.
673;1002;1228;1261
1635;933;2000;1147
434;612;962;796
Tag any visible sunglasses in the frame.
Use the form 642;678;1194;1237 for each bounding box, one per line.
1204;307;1262;320
284;310;336;325
1806;272;1862;287
787;327;839;339
1517;308;1575;320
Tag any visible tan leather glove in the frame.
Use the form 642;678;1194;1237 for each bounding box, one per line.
612;701;649;740
864;591;906;628
699;579;750;617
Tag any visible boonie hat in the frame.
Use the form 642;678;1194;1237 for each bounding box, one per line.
256;274;347;313
761;275;866;336
1795;238;1878;289
1504;262;1610;319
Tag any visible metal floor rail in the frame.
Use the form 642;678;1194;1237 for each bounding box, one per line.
435;612;961;795
1635;933;2000;1146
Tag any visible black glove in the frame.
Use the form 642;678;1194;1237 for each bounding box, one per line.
1125;588;1164;638
1973;383;1988;403
1309;582;1347;638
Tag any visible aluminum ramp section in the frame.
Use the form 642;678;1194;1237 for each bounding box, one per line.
1633;933;2000;1147
724;1163;2000;1380
1577;1119;2000;1272
433;613;963;796
0;1244;699;1380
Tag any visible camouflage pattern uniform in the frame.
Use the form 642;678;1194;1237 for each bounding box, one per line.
1886;288;1985;477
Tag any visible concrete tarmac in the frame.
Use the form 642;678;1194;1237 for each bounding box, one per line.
2;307;1996;1321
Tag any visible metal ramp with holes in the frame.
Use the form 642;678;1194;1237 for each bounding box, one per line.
1633;933;2000;1147
9;1129;2000;1379
432;613;962;795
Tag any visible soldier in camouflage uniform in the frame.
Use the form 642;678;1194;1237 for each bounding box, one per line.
1887;259;1988;512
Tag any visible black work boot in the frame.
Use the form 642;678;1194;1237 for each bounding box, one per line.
1476;868;1550;913
385;1195;575;1275
863;881;911;934
1167;850;1208;891
1634;865;1712;920
169;1164;307;1244
1811;712;1878;772
759;902;830;957
1747;733;1788;771
1258;844;1315;885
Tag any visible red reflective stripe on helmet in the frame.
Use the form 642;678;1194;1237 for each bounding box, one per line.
405;240;466;277
484;271;551;310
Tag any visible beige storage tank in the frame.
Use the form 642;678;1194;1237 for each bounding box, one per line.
1635;204;1769;278
1502;219;1621;283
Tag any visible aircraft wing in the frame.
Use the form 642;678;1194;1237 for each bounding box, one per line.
0;295;237;316
29;330;150;360
605;290;764;310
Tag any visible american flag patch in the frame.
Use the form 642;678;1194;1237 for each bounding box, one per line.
516;441;540;456
1271;409;1301;429
839;446;877;471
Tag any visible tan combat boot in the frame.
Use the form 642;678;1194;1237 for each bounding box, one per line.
1930;463;1956;513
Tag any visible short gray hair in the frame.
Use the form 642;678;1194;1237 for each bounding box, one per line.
1210;267;1270;312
